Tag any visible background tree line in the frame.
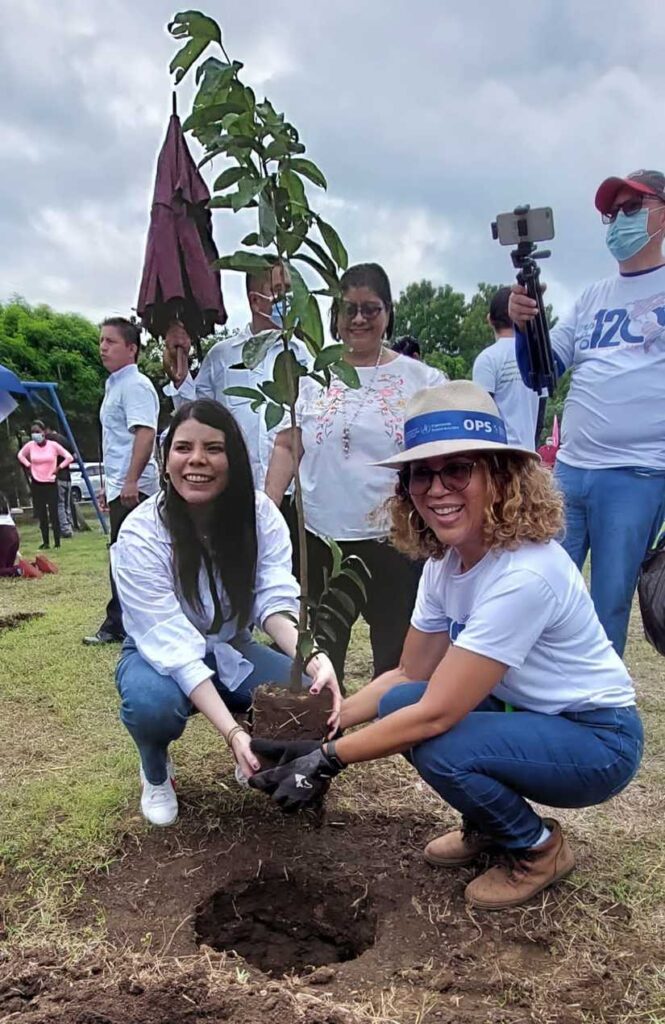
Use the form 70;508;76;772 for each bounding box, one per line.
0;283;568;504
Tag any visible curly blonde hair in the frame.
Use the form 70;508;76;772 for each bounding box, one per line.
388;453;564;560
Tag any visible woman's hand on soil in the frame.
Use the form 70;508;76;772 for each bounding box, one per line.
230;730;260;778
307;653;342;736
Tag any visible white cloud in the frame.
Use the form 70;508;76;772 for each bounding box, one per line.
2;0;665;334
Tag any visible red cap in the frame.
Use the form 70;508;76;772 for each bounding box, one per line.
595;170;665;214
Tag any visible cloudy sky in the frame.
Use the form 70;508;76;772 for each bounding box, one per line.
3;0;665;333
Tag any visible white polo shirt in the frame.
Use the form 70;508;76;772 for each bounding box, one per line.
100;364;159;502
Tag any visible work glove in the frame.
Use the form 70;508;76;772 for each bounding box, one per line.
251;738;321;766
248;742;345;813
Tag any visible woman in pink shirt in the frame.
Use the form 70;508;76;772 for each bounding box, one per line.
17;420;73;549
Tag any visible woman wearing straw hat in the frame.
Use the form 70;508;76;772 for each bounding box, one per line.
250;381;644;911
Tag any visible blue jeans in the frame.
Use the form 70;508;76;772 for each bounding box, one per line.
378;683;643;849
116;637;299;783
555;461;665;656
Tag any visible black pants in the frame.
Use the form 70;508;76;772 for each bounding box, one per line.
99;494;149;638
300;530;422;688
32;481;60;547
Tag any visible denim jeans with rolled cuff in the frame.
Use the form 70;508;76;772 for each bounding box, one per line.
116;634;300;784
378;683;644;849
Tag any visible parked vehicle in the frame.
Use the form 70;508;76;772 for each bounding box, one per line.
70;462;104;502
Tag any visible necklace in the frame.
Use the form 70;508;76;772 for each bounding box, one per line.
341;346;384;458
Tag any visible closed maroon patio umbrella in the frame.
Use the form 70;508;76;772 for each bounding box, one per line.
137;97;226;357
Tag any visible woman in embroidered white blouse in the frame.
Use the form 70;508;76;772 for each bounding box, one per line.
266;263;445;687
112;399;340;827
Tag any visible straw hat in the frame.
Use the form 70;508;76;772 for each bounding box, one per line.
376;380;539;468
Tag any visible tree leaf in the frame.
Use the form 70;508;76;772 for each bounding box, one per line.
313;344;345;371
264;402;285;431
285;262;310;321
325;537;344;579
340;567;368;601
316;217;348;270
213;166;246;191
316;619;337;644
241;231;260;246
241;329;282;369
317;603;351;630
291;253;339;291
333;590;357;618
208;195;234;208
231;178;268;212
302;294;324;349
331;360;361;389
297;632;315;664
289;158;327;189
214;251;274;274
223;386;264;401
280;169;308;209
259;379;289;404
258;192;278;245
273;349;306;405
303;237;338;276
168;12;222;83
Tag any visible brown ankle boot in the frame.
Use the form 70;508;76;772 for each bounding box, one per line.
464;819;575;910
424;825;495;867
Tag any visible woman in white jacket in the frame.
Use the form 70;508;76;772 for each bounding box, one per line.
113;399;339;827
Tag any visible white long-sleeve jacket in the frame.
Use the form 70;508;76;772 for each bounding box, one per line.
111;491;299;696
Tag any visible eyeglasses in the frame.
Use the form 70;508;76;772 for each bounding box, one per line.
339;301;386;321
407;460;477;496
601;196;665;224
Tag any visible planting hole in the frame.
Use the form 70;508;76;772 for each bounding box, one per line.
195;871;376;976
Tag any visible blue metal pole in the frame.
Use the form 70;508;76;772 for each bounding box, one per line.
23;382;108;535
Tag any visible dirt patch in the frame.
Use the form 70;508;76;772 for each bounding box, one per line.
0;953;366;1024
195;871;376;975
0;611;44;632
252;686;332;744
57;789;661;1023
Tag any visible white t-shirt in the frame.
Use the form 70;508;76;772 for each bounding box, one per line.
0;513;15;527
165;324;312;490
100;364;160;502
411;541;635;714
550;264;665;469
297;355;445;540
473;336;540;449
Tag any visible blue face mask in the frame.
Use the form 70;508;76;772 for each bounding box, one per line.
255;292;291;329
31;432;45;444
269;300;286;328
606;208;661;262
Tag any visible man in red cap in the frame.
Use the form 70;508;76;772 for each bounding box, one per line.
510;170;665;657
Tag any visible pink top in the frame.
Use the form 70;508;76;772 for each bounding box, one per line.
17;440;73;483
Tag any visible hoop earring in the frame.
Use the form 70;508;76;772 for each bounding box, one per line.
408;508;429;535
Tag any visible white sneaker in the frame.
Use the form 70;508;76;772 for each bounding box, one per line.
139;761;178;826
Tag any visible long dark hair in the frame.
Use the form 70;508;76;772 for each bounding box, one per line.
160;400;257;630
0;492;9;516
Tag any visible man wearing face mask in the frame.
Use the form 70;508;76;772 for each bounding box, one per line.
510;169;665;657
163;265;311;491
